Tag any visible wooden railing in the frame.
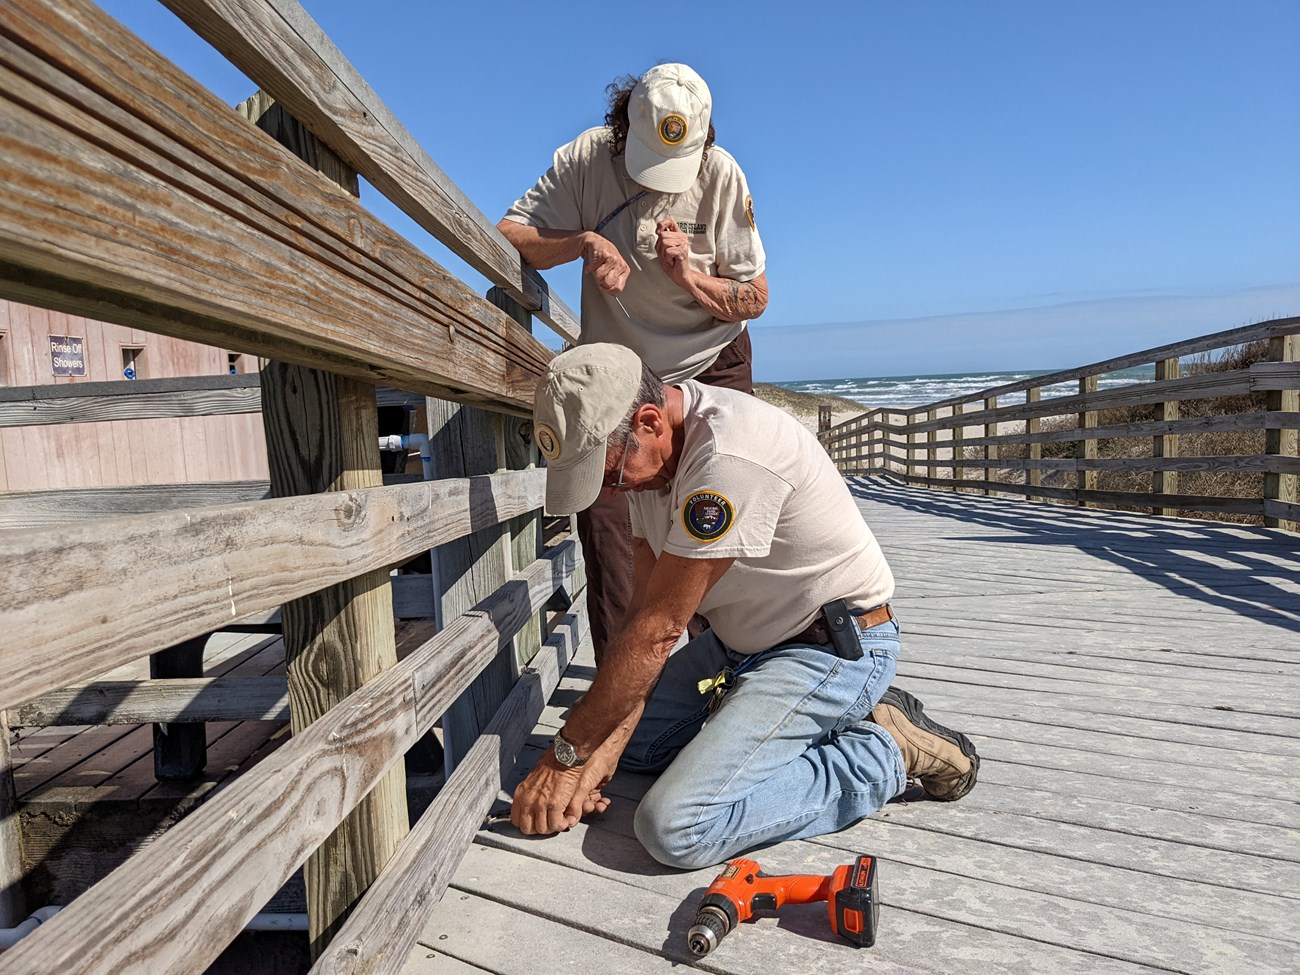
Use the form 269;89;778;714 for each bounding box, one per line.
818;318;1300;532
0;1;586;972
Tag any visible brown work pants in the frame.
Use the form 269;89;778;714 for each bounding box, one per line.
577;328;754;665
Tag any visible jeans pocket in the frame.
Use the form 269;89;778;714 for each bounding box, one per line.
834;644;899;735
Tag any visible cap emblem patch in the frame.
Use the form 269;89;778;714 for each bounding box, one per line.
682;491;735;543
659;113;688;146
535;423;561;461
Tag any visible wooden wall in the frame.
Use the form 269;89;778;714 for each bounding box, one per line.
0;300;268;491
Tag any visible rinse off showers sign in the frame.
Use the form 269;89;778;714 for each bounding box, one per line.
50;335;87;377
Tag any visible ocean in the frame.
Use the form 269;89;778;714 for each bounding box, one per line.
776;365;1156;410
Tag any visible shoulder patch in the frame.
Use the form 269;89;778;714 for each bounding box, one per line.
682;491;736;543
744;194;756;230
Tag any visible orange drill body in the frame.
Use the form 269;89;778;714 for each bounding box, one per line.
687;855;878;956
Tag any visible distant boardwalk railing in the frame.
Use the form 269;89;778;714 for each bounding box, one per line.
818;318;1300;532
0;1;585;973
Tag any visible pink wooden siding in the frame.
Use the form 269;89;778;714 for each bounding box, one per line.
0;301;269;491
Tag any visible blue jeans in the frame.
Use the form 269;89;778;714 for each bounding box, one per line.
621;613;906;869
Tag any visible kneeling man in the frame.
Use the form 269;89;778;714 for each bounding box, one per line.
513;344;978;868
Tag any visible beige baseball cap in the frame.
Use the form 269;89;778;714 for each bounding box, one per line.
624;63;712;193
533;344;642;514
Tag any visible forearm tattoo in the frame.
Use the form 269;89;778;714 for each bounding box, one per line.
723;280;764;319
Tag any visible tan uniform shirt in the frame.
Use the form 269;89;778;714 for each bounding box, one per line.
503;127;766;383
629;383;895;653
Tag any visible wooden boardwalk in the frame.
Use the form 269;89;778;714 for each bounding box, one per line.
403;476;1300;975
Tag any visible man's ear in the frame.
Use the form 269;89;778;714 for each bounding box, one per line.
632;402;665;437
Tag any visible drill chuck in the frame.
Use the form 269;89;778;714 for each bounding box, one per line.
687;904;731;956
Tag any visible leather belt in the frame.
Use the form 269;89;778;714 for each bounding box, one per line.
788;603;894;648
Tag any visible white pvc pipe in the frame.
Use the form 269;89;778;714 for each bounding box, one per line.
378;434;433;481
0;905;60;949
0;906;308;950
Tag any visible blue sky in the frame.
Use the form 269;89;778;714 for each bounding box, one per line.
99;0;1299;381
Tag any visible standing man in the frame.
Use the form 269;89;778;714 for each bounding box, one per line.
498;63;767;663
512;345;980;869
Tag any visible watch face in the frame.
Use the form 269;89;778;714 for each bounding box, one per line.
554;734;577;765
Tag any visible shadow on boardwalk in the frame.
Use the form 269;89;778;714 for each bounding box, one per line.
847;476;1300;637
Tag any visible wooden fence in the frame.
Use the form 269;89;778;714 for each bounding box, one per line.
818;318;1300;532
0;0;586;971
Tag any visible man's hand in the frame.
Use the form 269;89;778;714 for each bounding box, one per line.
655;218;693;289
581;234;631;294
512;735;621;835
511;751;586;835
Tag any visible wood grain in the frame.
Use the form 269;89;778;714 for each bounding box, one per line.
0;544;580;975
310;606;588;975
14;677;291;725
0;0;549;414
0;468;545;712
0;710;25;926
0;375;261;427
160;0;580;344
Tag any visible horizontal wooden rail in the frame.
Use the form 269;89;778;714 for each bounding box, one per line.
895;455;1300;475
823;408;1300;448
0;481;272;529
160;0;580;344
311;604;589;975
0;468;545;712
827;365;1300;442
0;541;581;975
15;676;289;725
0;0;547;414
821;319;1300;529
0;374;261;427
0;475;446;529
892;316;1299;414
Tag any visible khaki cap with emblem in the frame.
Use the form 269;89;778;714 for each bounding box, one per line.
624;63;712;194
533;343;642;515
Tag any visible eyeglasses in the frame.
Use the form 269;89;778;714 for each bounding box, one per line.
604;432;632;490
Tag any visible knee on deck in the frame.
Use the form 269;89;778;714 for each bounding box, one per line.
634;790;725;870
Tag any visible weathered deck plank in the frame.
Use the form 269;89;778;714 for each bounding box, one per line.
400;475;1298;973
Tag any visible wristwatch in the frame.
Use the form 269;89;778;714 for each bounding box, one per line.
552;729;588;768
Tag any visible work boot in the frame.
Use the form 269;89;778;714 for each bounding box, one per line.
870;687;979;801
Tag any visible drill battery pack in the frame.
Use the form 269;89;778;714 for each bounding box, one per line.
830;854;879;948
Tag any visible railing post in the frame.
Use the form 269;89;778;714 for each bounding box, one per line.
951;403;964;487
1077;376;1098;506
983;396;998;496
487;287;544;670
239;92;408;957
1154;357;1181;516
1026;386;1042;492
907;413;920;482
149;636;208;779
1265;332;1298;531
926;407;938;487
435;288;542;771
1;710;25;927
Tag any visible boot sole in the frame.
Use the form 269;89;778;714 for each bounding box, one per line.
882;687;980;801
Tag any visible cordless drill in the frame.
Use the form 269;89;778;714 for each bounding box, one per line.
686;855;878;956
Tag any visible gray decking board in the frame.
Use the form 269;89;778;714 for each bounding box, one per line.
412;476;1300;974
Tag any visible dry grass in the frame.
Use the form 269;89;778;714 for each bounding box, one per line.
753;383;864;422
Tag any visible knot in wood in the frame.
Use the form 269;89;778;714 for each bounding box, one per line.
336;494;366;529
